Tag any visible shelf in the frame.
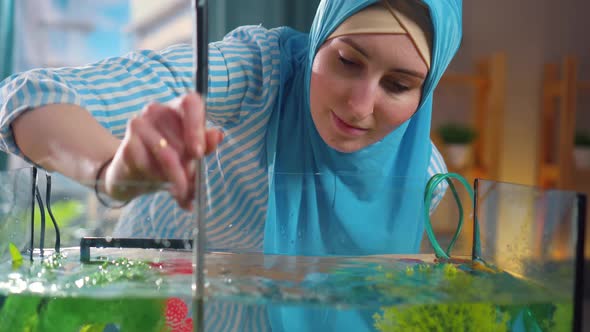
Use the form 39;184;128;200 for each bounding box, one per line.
435;52;506;183
538;56;588;191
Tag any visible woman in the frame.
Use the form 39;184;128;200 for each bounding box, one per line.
0;0;461;330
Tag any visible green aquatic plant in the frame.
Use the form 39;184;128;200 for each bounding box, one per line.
536;303;573;332
0;295;167;332
38;297;167;332
373;263;509;331
551;303;574;332
374;262;497;304
374;302;510;332
370;261;571;332
0;295;40;332
0;254;173;332
84;258;154;286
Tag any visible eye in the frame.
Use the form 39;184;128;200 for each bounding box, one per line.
383;80;410;94
338;55;358;67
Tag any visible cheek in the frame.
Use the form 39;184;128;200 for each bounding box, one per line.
377;96;421;131
310;59;339;110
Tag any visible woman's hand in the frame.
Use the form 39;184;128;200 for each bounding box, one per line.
104;93;223;210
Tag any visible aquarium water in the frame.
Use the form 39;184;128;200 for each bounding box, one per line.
0;247;574;332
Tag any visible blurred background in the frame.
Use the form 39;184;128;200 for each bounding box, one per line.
0;0;588;251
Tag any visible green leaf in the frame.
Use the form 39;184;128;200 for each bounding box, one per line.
8;242;23;269
80;324;107;332
0;295;41;332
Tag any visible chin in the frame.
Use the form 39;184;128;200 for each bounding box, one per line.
328;142;363;153
311;109;370;153
322;134;367;153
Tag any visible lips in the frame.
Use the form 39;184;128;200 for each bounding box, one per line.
330;111;368;137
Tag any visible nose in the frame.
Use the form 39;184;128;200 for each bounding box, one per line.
345;79;377;121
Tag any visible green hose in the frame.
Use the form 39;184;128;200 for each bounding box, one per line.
423;173;482;261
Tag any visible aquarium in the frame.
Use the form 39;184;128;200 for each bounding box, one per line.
0;167;586;331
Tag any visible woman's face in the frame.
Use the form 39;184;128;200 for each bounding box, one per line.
309;34;428;153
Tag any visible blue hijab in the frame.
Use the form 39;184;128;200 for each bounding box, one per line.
262;0;462;330
264;0;462;257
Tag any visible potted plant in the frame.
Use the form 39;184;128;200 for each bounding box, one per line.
574;130;590;169
437;124;477;169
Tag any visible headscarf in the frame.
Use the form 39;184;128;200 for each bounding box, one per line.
328;0;432;68
264;0;462;256
262;0;462;329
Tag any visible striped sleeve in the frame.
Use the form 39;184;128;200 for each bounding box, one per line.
0;44;195;159
207;26;281;126
111;26;283;251
0;25;281;160
426;141;448;214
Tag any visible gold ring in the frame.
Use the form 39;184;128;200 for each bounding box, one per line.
158;138;168;150
160;138;168;149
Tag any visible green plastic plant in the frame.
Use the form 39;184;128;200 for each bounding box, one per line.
374;302;510;332
437;124;477;145
372;263;510;331
371;261;571;332
575;131;590;148
0;295;167;332
0;253;170;332
551;303;574;332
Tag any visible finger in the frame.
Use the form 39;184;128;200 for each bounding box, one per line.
178;93;205;159
179;160;197;210
204;128;224;155
134;118;189;200
124;117;163;179
142;102;185;153
107;119;164;200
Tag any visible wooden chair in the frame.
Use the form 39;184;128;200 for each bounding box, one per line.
433;52;507;181
538;56;590;190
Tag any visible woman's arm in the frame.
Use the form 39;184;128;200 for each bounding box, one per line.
11;94;223;209
12;103;120;193
1;56;221;208
0;44;209;207
0;45;195;161
1;27;281;207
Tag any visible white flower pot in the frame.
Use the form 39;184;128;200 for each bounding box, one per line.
574;147;590;169
445;144;471;169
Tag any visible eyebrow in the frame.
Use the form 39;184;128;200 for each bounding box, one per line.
338;37;427;80
339;37;370;58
